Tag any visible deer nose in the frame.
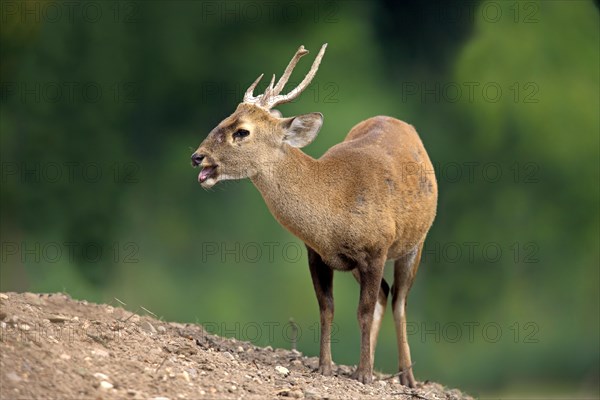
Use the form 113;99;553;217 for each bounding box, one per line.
191;153;205;167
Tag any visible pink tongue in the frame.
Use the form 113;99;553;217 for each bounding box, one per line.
198;167;215;183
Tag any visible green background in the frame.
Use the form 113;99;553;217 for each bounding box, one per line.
1;1;598;398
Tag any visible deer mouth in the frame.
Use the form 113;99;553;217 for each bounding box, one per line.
198;165;218;185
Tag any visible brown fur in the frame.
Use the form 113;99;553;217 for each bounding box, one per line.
193;101;437;385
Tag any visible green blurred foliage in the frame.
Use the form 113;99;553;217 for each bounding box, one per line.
1;0;598;397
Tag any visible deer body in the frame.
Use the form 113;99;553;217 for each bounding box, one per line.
252;116;436;271
192;45;437;386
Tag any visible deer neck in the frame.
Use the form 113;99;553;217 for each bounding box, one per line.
250;146;330;248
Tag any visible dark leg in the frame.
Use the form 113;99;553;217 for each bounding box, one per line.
307;246;334;375
353;255;386;384
351;269;389;370
391;243;423;388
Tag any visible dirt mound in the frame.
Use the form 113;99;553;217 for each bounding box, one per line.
0;292;471;399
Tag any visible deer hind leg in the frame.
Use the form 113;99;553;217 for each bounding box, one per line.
391;243;423;388
352;269;390;369
352;255;386;384
306;246;334;375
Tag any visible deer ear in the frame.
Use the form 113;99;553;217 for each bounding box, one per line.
281;113;323;148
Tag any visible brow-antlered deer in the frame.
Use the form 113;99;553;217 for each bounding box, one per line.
191;44;437;385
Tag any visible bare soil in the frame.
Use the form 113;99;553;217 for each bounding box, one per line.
0;292;472;400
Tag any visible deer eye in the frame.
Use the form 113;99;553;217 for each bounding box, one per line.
233;129;250;139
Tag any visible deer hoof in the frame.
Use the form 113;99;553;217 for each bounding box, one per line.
352;368;373;384
316;364;332;376
398;370;416;388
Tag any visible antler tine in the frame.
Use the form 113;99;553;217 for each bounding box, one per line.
269;43;328;109
261;74;276;104
243;44;328;110
272;45;309;96
243;73;265;103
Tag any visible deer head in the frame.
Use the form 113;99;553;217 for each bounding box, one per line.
192;44;328;188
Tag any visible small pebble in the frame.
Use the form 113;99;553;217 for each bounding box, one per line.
275;365;290;376
93;372;109;380
99;381;113;390
6;372;21;383
222;351;235;360
48;315;69;323
0;293;8;300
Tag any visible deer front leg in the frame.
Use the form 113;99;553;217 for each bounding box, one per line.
353;259;385;384
307;246;334;375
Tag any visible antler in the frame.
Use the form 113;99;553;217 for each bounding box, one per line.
243;44;328;110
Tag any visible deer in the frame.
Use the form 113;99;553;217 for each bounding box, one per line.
191;44;437;386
